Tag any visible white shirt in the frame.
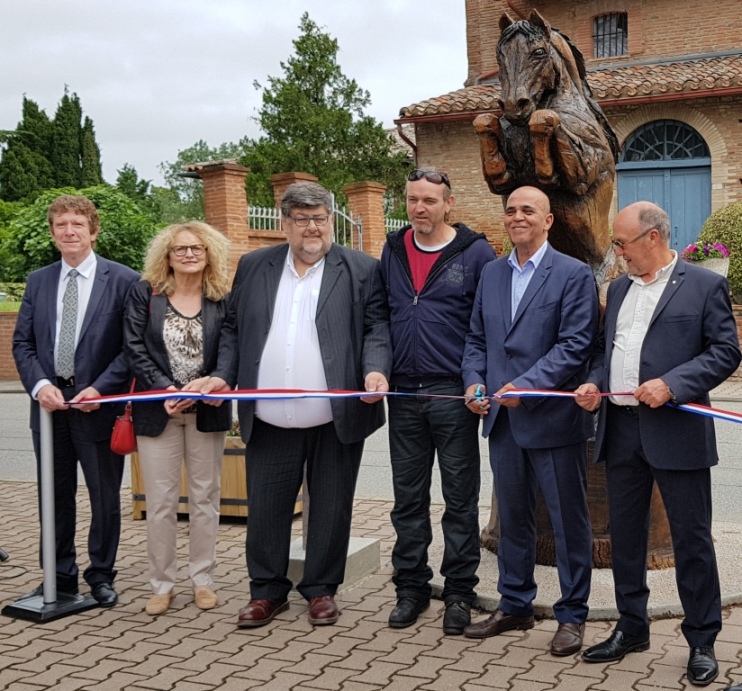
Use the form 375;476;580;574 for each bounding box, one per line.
32;252;98;397
609;251;678;406
255;252;333;428
508;240;549;319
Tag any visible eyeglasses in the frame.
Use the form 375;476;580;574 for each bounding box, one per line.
170;244;206;257
407;169;451;189
287;215;330;227
611;227;655;250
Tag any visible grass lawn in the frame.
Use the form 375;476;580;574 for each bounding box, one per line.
0;302;21;312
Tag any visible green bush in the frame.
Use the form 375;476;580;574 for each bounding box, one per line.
697;203;742;299
0;282;25;301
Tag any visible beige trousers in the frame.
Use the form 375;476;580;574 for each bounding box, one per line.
137;413;226;594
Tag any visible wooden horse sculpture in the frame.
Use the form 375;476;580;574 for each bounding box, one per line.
474;10;619;273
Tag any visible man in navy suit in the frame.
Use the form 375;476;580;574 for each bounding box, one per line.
13;194;139;607
576;202;741;686
202;182;391;628
461;186;598;656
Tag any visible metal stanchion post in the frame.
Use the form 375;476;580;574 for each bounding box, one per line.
2;408;98;621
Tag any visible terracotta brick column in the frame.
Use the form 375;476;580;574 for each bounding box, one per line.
196;162;250;276
343;181;387;259
271;172;319;210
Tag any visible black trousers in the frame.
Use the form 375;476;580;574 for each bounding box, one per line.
388;381;481;604
605;403;721;647
245;418;364;602
32;406;124;591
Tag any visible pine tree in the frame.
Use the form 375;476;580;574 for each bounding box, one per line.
242;13;410;205
51;89;83;187
80;116;103;187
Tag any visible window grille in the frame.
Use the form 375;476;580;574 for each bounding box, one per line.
593;13;628;58
619;120;710;163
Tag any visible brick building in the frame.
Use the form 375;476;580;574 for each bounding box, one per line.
396;0;742;253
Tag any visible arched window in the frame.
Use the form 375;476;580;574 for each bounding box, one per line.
593;13;628;58
620;120;710;163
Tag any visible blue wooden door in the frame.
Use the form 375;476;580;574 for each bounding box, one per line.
617;166;711;252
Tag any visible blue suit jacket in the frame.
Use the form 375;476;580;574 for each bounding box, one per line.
463;244;598;448
588;260;741;470
13;254;139;439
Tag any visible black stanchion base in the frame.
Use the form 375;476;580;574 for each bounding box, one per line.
1;591;99;622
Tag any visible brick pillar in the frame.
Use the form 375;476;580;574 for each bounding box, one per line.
271;172;319;210
343;181;387;259
197;162;250;276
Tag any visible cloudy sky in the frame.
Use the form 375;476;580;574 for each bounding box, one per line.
2;0;468;186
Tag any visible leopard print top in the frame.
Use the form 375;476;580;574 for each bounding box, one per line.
163;302;204;388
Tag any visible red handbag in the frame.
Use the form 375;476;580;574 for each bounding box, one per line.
111;379;137;455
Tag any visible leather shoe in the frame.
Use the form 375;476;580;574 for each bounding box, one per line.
91;582;118;607
721;684;742;691
464;609;534;639
145;593;173;615
582;630;650;662
687;647;718;686
550;622;585;656
388;597;430;628
308;596;340;625
442;601;471;635
237;599;289;628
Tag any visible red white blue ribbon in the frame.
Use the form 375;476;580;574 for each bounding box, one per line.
69;387;742;426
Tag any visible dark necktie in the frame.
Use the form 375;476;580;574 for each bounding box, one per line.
56;268;79;380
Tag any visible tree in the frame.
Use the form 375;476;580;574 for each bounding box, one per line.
241;13;410;206
0;89;103;201
0;186;155;281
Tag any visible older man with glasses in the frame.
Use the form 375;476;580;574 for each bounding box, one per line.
380;168;495;633
575;201;741;685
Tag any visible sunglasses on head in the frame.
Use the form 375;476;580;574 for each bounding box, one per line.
407;169;451;189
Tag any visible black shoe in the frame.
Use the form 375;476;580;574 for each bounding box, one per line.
25;583;79;598
687;647;718;686
91;582;118;608
388;597;429;628
722;684;742;691
442;601;471;635
582;630;650;662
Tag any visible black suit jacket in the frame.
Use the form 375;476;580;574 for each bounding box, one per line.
588;260;741;470
123;280;232;437
212;243;391;445
13;254;139;440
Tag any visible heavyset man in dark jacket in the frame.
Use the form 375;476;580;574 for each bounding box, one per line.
381;169;495;634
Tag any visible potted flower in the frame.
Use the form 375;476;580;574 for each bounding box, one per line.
680;241;730;277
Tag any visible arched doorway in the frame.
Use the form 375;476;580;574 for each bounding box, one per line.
617;119;711;251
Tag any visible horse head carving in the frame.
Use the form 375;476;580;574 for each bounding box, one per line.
475;10;619;276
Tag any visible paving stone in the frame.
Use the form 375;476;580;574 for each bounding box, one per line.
419;668;482;690
292;663;359;689
230;656;292;681
551;672;606;690
440;651;495;676
329;649;386;672
335;682;384;691
471;664;540;689
376;642;436;666
395;653;450;679
517;658;578;683
422;637;481;660
124;665;201;690
590;668;649;689
263;640;326;662
6;649;77;670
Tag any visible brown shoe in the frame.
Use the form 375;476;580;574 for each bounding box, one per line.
145;593;173;616
236;599;289;628
308;596;340;626
550;622;586;656
463;609;534;639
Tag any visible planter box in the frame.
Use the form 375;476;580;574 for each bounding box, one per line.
130;436;302;520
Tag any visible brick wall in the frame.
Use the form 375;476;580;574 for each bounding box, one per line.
476;0;742;78
0;313;19;380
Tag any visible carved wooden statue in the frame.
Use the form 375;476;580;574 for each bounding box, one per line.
474;10;618;274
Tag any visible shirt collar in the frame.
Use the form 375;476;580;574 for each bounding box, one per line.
61;251;97;280
507;240;549;272
286;250;325;279
628;250;678;286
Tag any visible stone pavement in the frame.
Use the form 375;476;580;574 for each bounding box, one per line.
1;481;742;690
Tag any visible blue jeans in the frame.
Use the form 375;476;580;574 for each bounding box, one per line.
388;380;481;603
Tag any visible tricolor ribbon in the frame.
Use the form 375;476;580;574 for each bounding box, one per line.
68;387;742;426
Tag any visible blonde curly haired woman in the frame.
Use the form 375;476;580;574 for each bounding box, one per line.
124;221;231;615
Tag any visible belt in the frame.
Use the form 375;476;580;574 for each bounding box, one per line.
56;376;75;388
392;377;462;391
609;401;640;416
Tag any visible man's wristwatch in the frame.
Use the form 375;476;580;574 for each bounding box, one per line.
666;385;678;404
